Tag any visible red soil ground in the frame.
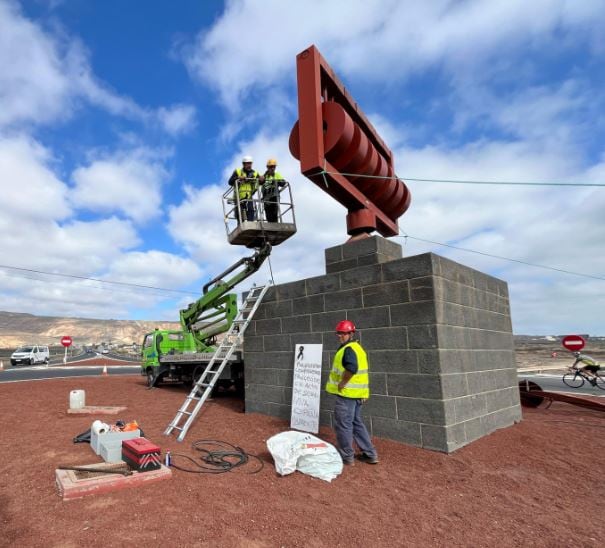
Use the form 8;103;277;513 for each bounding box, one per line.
0;375;602;547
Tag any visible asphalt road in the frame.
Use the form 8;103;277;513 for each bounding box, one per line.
518;373;605;397
0;364;141;383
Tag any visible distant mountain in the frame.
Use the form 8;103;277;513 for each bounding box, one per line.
0;311;180;349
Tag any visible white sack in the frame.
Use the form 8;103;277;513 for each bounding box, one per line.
266;431;343;482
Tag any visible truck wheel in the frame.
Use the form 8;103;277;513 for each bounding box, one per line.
28;359;33;366
146;370;156;387
44;357;49;364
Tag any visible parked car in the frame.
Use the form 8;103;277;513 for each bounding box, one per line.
11;345;50;366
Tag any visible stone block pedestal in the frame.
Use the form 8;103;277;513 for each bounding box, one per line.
244;236;521;453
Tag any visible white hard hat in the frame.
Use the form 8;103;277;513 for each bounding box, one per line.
242;155;253;163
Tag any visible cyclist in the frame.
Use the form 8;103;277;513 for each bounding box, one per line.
571;351;601;385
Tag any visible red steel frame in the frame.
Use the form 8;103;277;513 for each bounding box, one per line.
290;45;411;237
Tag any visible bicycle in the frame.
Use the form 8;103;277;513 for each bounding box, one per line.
562;366;605;390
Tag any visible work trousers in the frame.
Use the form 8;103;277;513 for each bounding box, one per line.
333;395;377;462
264;198;279;222
239;199;256;222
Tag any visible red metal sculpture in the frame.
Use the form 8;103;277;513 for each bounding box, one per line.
289;45;411;238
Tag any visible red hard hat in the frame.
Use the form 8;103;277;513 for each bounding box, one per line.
335;320;355;333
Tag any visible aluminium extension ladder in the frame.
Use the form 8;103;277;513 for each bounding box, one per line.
164;283;272;442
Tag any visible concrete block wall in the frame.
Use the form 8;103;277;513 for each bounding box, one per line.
244;236;521;453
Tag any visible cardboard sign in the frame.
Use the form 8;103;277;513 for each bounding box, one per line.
290;344;323;433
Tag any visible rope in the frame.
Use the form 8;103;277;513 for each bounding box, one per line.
169;439;264;474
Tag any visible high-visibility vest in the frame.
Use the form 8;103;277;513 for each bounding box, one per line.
262;172;284;197
235;168;259;199
325;341;370;399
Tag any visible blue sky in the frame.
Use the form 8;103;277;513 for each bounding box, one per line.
1;0;604;335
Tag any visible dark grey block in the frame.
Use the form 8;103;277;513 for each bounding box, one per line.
254;318;282;335
306;274;340;295
387;373;442;399
416;350;441;374
368;349;418;374
289;332;323;347
326;258;359;273
440;373;469;398
348;306;390;330
371;417;421;446
485;386;518;413
325;245;343;264
324;288;363;311
362;280;410;307
310;311;343;332
395;397;451;425
421;423;466;452
453;394;487;422
246;384;289;405
276;280;307;300
282;315;311;334
340;264;383;289
263;334;292;352
382;253;434;282
364;394;397;419
292;294;325;315
410;277;436;301
391;301;437;326
408;325;438;349
243;335;264;353
261;300;293;318
369;372;387;394
244;368;278;386
360;326;408;350
244;351;291;369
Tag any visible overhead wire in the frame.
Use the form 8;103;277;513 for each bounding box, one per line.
0;263;201;297
319;169;605;187
396;228;605;282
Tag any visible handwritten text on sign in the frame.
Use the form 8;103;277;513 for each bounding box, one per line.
290;344;323;433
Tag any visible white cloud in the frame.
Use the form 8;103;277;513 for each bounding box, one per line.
183;0;605;114
157;104;197;136
0;134;71;220
107;250;202;290
70;148;170;224
0;0;71;127
0;0;196;135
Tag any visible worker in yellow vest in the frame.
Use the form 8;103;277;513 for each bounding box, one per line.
228;155;262;222
325;320;379;465
261;158;287;222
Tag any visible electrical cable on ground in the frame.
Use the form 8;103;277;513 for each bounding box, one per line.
169;439;264;474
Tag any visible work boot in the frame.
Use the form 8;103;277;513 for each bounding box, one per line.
342;458;355;466
357;453;379;464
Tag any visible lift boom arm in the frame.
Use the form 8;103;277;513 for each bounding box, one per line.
178;243;271;350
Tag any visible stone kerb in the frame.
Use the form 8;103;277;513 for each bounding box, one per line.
244;237;520;453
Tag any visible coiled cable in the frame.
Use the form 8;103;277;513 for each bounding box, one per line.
169;439;264;474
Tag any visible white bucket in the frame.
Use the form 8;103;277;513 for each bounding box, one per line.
69;389;85;409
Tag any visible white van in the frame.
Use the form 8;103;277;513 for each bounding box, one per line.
10;345;50;366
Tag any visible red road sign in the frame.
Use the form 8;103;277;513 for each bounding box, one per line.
561;335;585;352
61;336;73;348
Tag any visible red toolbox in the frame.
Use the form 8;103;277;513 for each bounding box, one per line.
122;437;162;472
